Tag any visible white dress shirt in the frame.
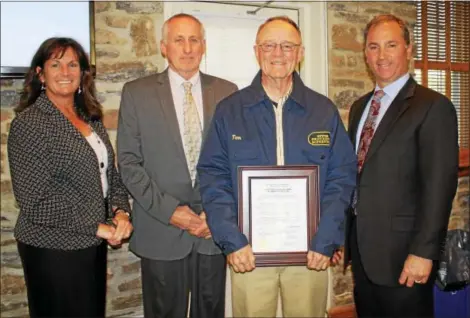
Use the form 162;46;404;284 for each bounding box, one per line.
355;73;410;152
168;67;204;145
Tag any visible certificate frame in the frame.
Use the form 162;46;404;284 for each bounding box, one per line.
238;165;320;266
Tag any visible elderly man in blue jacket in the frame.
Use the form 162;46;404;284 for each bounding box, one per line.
197;16;356;318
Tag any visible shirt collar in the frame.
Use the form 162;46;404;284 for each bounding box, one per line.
246;70;307;108
376;73;410;100
168;67;201;89
265;82;293;105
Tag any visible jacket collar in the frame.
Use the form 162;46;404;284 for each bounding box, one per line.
244;70;308;108
35;92;64;115
35;92;97;122
34;92;104;139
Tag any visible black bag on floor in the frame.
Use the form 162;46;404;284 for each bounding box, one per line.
436;229;470;291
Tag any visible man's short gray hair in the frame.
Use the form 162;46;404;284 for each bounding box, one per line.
161;13;206;43
256;16;302;43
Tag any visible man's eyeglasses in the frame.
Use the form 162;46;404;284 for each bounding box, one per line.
258;42;301;53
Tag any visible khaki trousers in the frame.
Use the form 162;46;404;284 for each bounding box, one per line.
230;266;328;317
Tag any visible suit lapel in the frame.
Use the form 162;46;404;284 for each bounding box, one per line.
155;70;188;168
365;77;416;164
200;72;215;140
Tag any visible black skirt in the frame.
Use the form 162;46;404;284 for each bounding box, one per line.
17;240;107;318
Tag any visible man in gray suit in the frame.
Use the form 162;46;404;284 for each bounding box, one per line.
117;13;237;318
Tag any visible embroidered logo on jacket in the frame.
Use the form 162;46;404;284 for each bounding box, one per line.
308;131;330;146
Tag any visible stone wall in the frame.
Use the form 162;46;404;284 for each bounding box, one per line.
1;78;27;316
1;1;468;317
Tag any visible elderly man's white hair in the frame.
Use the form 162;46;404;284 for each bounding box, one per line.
161;13;206;43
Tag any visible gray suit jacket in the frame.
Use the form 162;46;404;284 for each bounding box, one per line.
117;69;237;260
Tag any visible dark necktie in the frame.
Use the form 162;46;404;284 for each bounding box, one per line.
352;90;385;215
357;90;385;173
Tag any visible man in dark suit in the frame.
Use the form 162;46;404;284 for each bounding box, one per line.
344;14;459;317
117;13;237;318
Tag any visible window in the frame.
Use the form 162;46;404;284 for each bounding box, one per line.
414;2;469;154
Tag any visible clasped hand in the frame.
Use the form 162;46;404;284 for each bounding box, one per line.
169;206;212;239
96;212;133;246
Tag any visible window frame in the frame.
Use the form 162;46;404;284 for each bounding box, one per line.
413;1;469;177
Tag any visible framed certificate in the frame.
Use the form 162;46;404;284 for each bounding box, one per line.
238;165;320;266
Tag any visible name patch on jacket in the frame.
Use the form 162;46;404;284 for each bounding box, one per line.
308;131;330;146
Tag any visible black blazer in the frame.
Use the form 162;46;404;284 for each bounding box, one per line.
8;93;131;250
344;77;459;286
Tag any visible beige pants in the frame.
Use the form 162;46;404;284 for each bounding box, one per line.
230;266;328;318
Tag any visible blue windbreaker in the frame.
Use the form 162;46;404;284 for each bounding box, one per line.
198;71;357;257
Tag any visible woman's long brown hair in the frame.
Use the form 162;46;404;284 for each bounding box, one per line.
16;37;102;121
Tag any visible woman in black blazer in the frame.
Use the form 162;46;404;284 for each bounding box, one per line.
8;37;133;318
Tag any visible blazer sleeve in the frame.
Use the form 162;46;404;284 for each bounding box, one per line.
8;116;98;236
409;95;459;260
117;83;180;225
